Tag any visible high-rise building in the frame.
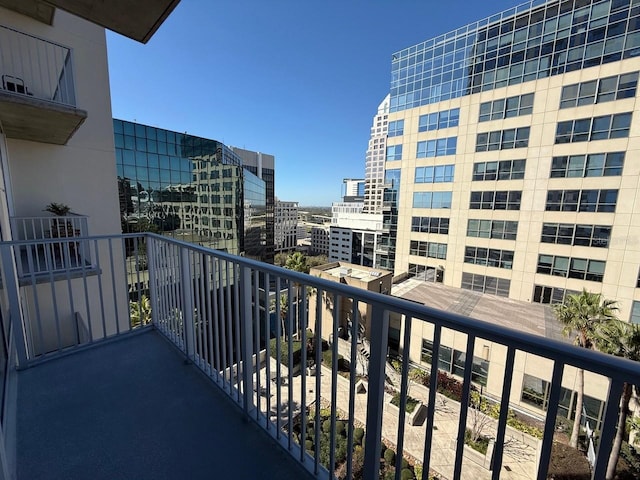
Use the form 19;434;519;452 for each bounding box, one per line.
363;95;390;214
342;178;365;203
115;120;268;261
230;147;275;264
274;198;298;252
384;0;640;321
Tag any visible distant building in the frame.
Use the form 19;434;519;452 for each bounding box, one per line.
363;95;390;214
230;147;275;264
310;225;330;256
274;198;298;252
342;178;365;203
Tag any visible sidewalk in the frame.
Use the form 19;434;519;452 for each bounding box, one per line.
254;355;538;479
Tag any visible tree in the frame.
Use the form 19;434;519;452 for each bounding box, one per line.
130;295;152;328
284;252;309;274
594;320;640;480
553;289;618;448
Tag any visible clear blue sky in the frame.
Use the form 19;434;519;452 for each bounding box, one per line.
108;0;519;206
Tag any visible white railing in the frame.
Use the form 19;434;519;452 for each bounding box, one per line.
0;25;76;106
10;214;90;277
1;232;639;480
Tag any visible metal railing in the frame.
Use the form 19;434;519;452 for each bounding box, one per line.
1;232;639;480
0;24;76;106
10;215;90;277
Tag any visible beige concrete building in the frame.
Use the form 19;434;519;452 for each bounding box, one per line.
382;0;640;323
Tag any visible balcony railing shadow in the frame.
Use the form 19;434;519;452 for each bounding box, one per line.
0;232;638;479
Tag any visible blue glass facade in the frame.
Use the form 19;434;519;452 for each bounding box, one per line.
114;119;266;260
390;0;640;112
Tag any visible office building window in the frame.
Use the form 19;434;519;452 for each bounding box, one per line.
418;108;460;131
386;145;403;161
470;190;521;210
555;113;632;143
475;127;530;152
467;219;518;240
461;272;510;297
415;165;455;183
522;374;549;410
410;240;447;259
550;152;624;178
464;246;514;269
421;340;488;386
411;216;450;234
388;120;404;137
532;285;580;305
413;191;453;208
541;223;611;247
417;137;457;157
408;264;444;283
537;255;605;282
559;72;639;108
545;189;618;212
473;159;526;180
479;93;534;121
631;301;640;324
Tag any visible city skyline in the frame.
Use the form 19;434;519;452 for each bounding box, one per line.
107;0;519;206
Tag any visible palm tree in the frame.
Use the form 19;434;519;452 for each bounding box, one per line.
594;320;640;480
553;289;618;448
130;295;152;328
284;252;309;274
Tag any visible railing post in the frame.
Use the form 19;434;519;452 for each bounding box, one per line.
147;236;159;327
240;264;255;416
363;302;389;480
0;244;28;367
180;248;195;361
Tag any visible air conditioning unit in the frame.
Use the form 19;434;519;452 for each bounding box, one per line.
339;267;352;277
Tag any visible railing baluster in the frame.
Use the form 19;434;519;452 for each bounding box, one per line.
240;264;254;416
537;361;564;480
394;316;413;480
180;248;195;362
422;323;441;479
591;379;625;480
492;345;516;479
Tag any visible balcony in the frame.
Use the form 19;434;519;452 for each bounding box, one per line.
0;233;639;479
0;25;86;145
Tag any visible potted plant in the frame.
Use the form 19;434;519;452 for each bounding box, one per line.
44;202;73;237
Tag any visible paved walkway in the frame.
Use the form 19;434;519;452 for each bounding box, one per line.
253;354;538;480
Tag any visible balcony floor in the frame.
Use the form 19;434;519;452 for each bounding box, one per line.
17;330;314;480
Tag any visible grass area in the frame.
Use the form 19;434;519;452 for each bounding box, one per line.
391;392;420;414
464;429;489;455
269;338;302;368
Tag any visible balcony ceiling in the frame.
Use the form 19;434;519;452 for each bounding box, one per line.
0;92;87;145
0;0;180;43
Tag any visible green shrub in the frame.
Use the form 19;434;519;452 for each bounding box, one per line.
401;468;415;480
384;448;396;464
380;444;387;458
269;338;302;368
305;439;313;451
401;458;409;469
322;349;344;369
322;419;332;433
464;428;489;455
391;391;420;414
319;407;332;418
336;420;346;436
353;427;365;445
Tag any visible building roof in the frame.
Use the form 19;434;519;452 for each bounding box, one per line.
313;262;391;282
392;278;566;342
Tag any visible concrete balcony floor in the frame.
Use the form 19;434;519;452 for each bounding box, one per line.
17;330;314;480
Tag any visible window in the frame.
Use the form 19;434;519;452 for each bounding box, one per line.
550;152;624;177
541;223;611;247
417;137;457;157
537;255;605;282
413;191;453;208
467;219;518;240
473;159;526;180
386;145;403;161
415;165;455;183
464;246;514;269
411;217;450;234
545;189;618;212
532;285;579;304
408;264;444;282
475;127;530;151
522;374;549;409
559;72;639;108
410;240;447;259
631;301;640;324
421;340;489;386
461;272;510;297
555;113;632;143
469;190;521;210
388;120;404;137
418;108;460;131
479;93;534;121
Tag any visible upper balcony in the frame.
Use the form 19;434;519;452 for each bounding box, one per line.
0;24;86;145
0;233;639;479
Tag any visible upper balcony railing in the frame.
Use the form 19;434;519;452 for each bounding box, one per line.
0;25;76;107
1;232;639;480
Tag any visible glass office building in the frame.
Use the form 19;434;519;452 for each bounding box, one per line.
114;119;267;260
383;0;640;323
